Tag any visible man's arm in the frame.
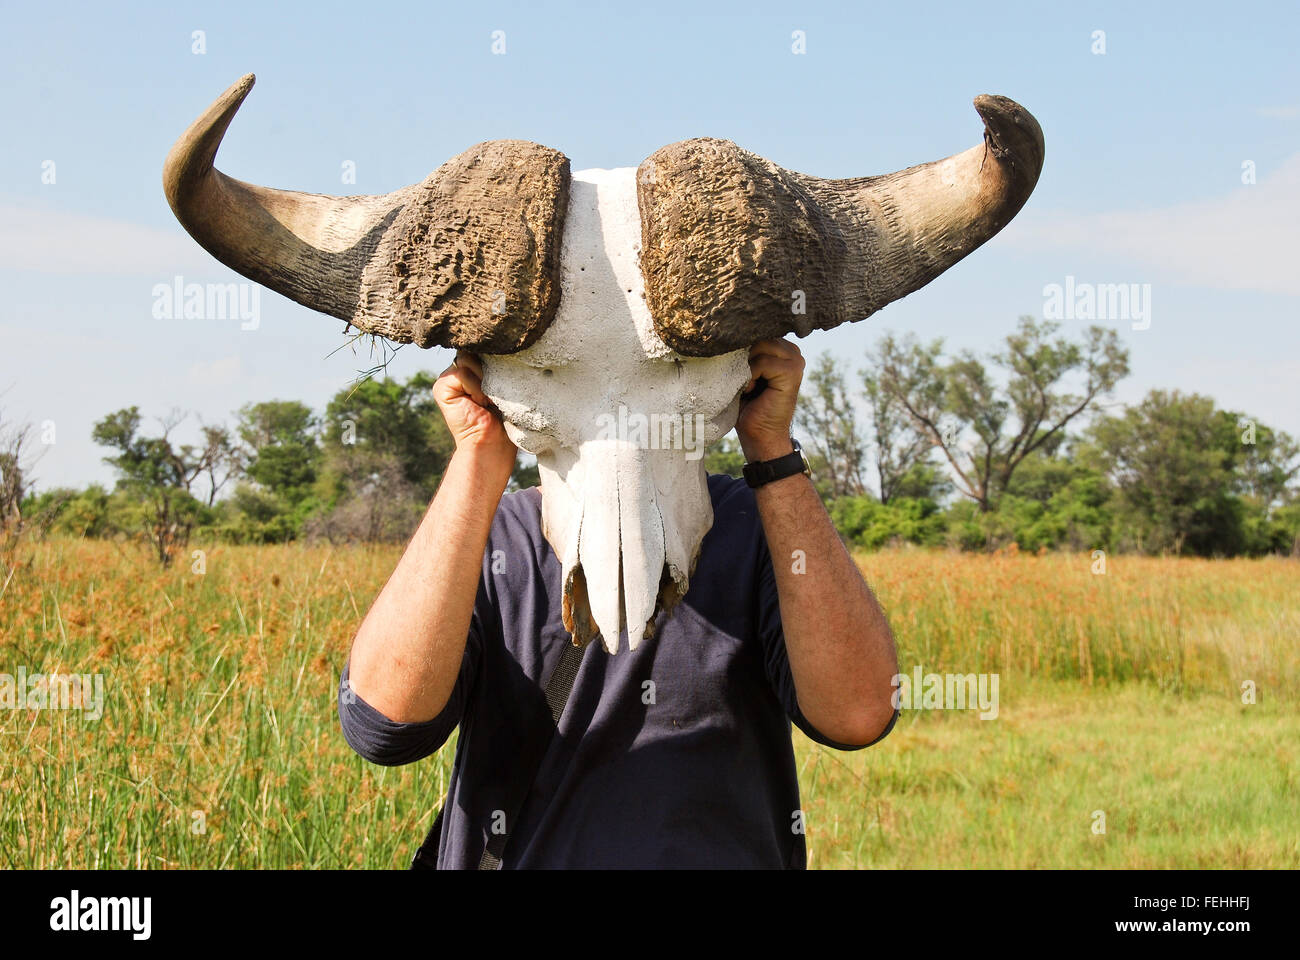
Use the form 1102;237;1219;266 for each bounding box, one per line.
345;354;515;723
737;339;899;747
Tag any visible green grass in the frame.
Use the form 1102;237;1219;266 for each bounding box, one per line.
797;680;1300;868
1;539;1297;868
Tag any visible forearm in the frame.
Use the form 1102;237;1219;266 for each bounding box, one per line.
346;448;506;722
754;472;898;745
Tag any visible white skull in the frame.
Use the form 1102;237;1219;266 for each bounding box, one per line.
165;80;1046;655
481;168;751;653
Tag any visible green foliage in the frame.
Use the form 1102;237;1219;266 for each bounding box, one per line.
320;373;453;504
998;449;1114;552
20;486;114;539
892;461;947;502
795;353;867;498
1260;501;1300;556
830;495;946;550
201;484;322;544
1234;417;1300;508
238;401;320;501
870;317;1129;511
509;456;541;490
703;435;745;478
304;373;455;543
1088;391;1251;555
91;407;213;565
226;400;323;542
20;313;1300;560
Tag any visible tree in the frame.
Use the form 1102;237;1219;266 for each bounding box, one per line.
870;317;1129;512
1085;391;1244;555
988;443;1114;553
313;372;455;542
91;408;214;565
195;424;243;507
221;400;321;541
795;353;867;500
830;494;947;550
320;372;454;503
304;452;425;544
1231;418;1300;555
0;407;38;548
892;462;948;502
862;362;936;504
1232;418;1299;509
237;400;320;501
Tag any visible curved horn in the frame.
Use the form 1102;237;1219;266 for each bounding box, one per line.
163;73;414;325
164;75;570;352
637;95;1045;356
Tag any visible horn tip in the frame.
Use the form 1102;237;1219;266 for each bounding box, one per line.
162;73;258;214
227;73;256;104
971;94;1044;177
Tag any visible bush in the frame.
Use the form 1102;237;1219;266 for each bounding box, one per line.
199;483;322;544
21;486;115;540
831;495;946;550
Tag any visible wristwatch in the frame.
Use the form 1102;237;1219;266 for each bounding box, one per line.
742;438;813;489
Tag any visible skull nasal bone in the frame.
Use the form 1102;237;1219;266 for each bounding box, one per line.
572;440;668;653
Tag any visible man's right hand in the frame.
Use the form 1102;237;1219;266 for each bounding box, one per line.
434;352;517;490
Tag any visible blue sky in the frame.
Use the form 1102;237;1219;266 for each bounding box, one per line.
2;0;1297;492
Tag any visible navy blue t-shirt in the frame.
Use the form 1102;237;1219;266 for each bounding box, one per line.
338;473;893;868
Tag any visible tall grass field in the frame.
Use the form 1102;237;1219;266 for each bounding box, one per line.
2;539;1296;868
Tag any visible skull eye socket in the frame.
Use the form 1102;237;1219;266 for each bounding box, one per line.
542;368;554;378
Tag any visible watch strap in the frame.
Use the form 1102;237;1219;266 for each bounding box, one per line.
742;441;807;489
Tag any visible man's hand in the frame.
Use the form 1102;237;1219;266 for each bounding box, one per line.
736;338;805;462
434;352;516;491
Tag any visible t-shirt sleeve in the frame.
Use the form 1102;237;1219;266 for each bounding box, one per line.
337;584;484;767
755;532;898;752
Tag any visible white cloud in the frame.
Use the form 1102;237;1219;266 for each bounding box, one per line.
186;353;242;388
1008;152;1300;296
1253;105;1298;118
0;203;213;275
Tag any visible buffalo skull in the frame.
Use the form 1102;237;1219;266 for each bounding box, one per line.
164;74;1044;652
